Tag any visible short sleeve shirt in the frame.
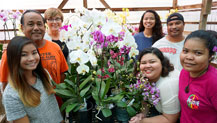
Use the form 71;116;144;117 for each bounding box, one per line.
155;69;180;114
3;77;63;122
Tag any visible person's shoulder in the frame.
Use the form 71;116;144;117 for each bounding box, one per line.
45;40;61;49
3;84;18;98
207;66;217;80
134;32;143;38
162;69;179;79
152;37;168;46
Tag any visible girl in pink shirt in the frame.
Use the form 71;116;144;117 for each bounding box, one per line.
179;30;217;123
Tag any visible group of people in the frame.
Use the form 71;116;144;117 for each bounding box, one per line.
0;8;69;123
0;7;217;123
130;10;217;123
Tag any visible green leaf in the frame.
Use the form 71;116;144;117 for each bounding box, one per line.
80;84;91;97
66;103;79;113
92;89;99;105
79;75;92;90
127;106;137;117
102;79;111;99
60;98;77;112
105;94;124;102
117;101;127;108
95;78;101;92
64;79;75;88
55;88;74;97
102;108;112;117
74;105;81;112
100;81;106;98
57;83;67;89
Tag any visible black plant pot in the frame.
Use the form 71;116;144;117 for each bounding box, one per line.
116;107;129;123
97;111;114;123
69;101;93;123
97;108;115;123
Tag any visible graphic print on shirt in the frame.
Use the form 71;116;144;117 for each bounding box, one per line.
159;47;177;54
40;52;57;82
187;94;200;110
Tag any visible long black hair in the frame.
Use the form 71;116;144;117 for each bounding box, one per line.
138;10;164;44
7;36;54;107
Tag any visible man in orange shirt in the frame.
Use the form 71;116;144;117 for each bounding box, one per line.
0;10;68;92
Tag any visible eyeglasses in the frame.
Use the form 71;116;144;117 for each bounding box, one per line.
47;18;62;22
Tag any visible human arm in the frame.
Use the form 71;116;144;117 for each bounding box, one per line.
3;85;27;122
129;113;145;123
13;116;30;123
60;72;66;83
140;112;180;123
0;51;9;91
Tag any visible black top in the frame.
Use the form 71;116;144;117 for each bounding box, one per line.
52;40;69;60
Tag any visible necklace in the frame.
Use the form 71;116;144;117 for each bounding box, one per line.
185;67;208;93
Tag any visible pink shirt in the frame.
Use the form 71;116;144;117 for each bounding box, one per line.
179;65;217;123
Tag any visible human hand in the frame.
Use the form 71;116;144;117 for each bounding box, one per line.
129;113;145;123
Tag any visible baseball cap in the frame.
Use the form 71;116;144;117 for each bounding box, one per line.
167;13;184;24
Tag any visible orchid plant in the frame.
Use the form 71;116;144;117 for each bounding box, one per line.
0;10;22;41
0;10;22;59
54;7;139;118
128;72;160;115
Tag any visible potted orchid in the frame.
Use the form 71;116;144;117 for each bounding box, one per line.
126;72;161;116
55;8;139;122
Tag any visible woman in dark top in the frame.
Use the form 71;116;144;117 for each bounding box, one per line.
134;10;164;53
44;7;69;60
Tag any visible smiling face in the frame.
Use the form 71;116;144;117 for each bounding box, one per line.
20;43;40;72
143;12;156;29
180;38;210;77
21;12;45;43
46;15;62;32
139;53;162;82
167;19;184;37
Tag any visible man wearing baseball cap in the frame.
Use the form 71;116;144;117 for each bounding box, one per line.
152;12;185;71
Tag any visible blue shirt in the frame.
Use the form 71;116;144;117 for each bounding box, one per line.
134;32;153;53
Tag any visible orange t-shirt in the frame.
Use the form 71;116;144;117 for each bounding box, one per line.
0;51;8;83
0;40;68;84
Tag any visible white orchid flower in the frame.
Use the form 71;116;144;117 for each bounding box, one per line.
90;9;107;26
101;19;122;37
87;50;98;66
75;7;88;15
82;30;92;44
116;31;137;49
129;48;139;58
69;50;89;64
66;38;82;51
76;64;90;75
81;42;90;52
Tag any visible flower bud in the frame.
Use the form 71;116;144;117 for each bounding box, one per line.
137;61;140;65
130;59;133;63
93;71;96;75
